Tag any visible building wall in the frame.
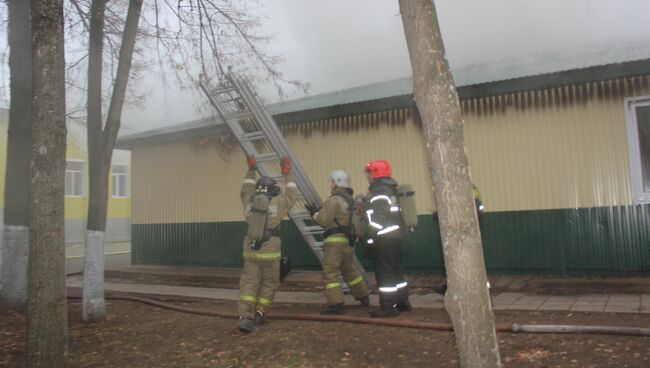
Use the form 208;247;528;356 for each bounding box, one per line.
464;84;635;211
131;77;650;275
0;110;131;244
63;134;132;243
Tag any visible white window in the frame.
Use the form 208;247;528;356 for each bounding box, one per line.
65;160;85;197
625;95;650;204
112;165;129;198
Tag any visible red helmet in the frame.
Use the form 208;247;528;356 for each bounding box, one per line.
365;160;391;179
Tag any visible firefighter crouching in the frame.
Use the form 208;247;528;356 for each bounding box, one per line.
363;160;412;318
238;154;297;333
306;170;371;315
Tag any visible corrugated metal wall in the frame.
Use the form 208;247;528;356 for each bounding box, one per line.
134;77;650;222
463;77;650;211
131;76;650;274
132;108;434;225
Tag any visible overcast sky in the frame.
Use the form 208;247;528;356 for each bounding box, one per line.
3;1;650;133
121;0;650;133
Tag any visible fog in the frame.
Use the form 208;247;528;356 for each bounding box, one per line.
2;1;649;133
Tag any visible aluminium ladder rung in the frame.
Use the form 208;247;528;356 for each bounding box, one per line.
211;87;236;95
223;111;252;121
220;97;243;104
240;132;267;142
267;174;287;182
255;153;279;163
300;225;324;235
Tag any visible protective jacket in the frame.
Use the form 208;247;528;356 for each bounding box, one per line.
365;177;405;241
313;188;353;241
241;169;298;261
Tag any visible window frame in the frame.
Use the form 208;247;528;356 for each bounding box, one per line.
111;164;129;198
625;95;650;204
65;159;85;197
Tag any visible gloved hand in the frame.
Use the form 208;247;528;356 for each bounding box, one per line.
246;154;256;169
281;155;291;175
305;203;320;217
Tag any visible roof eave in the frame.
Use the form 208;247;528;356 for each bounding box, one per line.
116;58;650;149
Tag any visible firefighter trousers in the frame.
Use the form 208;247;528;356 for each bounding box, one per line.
321;236;370;305
374;237;409;307
238;257;280;318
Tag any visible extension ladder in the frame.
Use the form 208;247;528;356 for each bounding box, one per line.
199;74;373;290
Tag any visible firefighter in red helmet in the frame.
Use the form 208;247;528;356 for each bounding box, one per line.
362;160;411;317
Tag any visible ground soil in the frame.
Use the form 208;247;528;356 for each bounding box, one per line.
2;295;650;368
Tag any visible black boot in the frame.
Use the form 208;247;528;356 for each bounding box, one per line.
320;303;345;315
397;287;412;312
370;294;398;318
253;311;268;326
238;316;256;333
370;304;398;318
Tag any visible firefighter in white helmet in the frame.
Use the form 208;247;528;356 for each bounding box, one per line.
306;170;370;314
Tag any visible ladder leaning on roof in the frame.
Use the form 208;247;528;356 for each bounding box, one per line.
199;73;373;290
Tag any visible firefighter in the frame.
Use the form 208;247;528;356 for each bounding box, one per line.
306;170;370;315
363;160;411;318
238;154;298;333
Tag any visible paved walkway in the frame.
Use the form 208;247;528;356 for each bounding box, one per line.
65;275;650;314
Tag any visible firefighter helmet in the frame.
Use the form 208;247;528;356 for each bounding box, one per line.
255;176;281;197
364;160;391;179
329;170;351;188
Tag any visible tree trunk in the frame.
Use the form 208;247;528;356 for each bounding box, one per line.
2;0;32;310
83;0;143;321
28;0;69;366
398;1;502;367
82;0;108;322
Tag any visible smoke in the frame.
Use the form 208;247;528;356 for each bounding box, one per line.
119;0;650;132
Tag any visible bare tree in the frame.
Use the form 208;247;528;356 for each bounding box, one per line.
398;1;501;367
142;0;306;102
28;0;69;365
1;0;32;310
82;0;143;321
79;0;303;321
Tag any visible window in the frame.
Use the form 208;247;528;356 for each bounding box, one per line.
65;160;84;197
112;165;129;198
625;96;650;204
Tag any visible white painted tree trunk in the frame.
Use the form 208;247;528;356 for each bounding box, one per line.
82;230;105;321
1;225;29;308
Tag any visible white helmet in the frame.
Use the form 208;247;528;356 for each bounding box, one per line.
329;170;350;188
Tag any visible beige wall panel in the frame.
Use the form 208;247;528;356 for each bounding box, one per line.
464;85;650;211
132;78;650;223
285;113;436;214
132;142;249;224
132;112;437;224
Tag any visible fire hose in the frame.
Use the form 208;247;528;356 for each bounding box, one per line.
67;294;650;337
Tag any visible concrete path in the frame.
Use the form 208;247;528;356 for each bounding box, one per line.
65;276;650;314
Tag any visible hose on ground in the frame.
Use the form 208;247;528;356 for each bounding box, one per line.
67;294;650;337
511;323;650;336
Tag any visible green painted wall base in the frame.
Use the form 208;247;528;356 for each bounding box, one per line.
132;204;650;276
